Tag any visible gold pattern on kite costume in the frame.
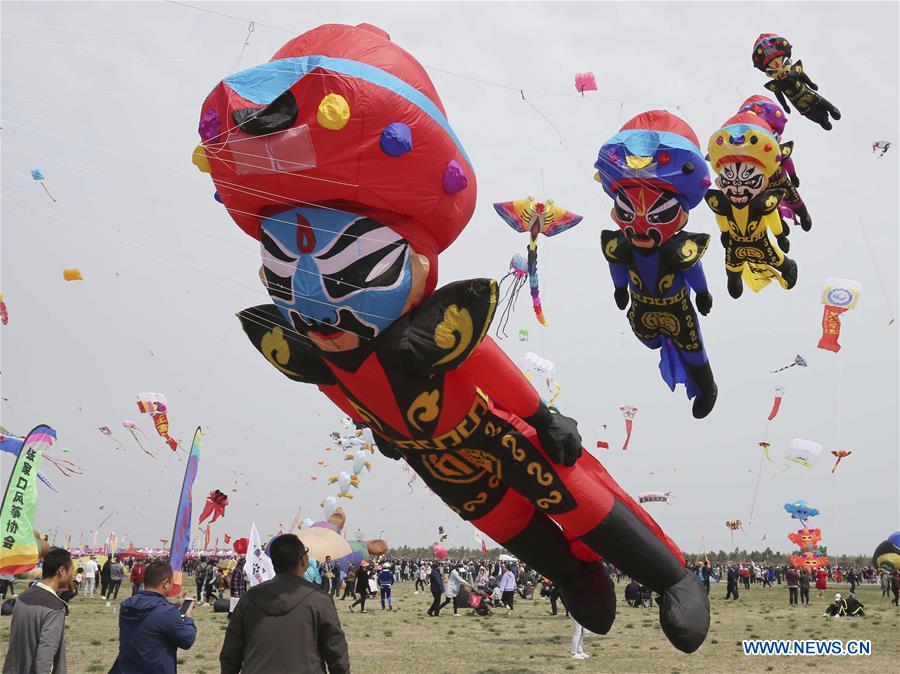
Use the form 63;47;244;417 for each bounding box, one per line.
640;312;680;335
463;492;489;512
434;305;474;365
680;239;699;263
393;395;488;451
628;291;702;352
407;390;440;431
628;270;644;290
657;274;675;294
260;327;303;378
421;452;494;484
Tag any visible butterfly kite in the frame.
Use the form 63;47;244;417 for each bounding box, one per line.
494;196;583;326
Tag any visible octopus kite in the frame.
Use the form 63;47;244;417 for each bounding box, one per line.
195;23;708;652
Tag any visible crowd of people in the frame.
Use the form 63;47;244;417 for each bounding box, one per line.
2;545;898;673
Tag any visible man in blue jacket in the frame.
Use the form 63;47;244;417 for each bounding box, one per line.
109;560;197;674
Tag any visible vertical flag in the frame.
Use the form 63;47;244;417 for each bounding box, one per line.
0;425;54;574
247;522;274;587
168;427;201;597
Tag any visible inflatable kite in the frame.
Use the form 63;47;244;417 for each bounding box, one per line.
725;519;743;531
136;392;179;450
785;439;823;468
830;449;851;473
738;95;811;235
521;351;561;406
575;72;597;95
818;278;861;353
783;500;820;523
595;110;717;418
198;489;229;524
872;532;900;571
495;254;529;339
705;112;797;297
63;269;83;281
298;509;387;573
0;292;8;326
872;141;891;157
788;527;822;551
639;491;672;505
438;526;448;543
433;543;448;560
345;448;373;476
202;22;708;651
790;550;829;570
233;537;249;555
767;387;785;421
619;405;638;450
752;34;840;131
494;196;583;326
328;470;359;498
30;169;56;202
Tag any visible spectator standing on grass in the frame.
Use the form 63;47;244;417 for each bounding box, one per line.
229;557;247;616
426;563;444;617
194;557;207;602
130;560;146;596
100;556;112;599
569;616;589;660
340;565;356;601
378;563;395;611
815;567;828;597
415;564;427;594
500;563;516;614
220;534;349;674
725;565;739;600
786;567;799;605
0;573;15;600
83;555;99;599
109;560;196;674
348;561;370;614
107;557;125;600
799;569;811;604
739;564;751;591
440;565;470;616
2;548;73;674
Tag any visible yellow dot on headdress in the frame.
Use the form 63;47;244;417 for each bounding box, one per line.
317;94;351;131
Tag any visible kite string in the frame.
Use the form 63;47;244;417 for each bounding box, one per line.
857;217;896;325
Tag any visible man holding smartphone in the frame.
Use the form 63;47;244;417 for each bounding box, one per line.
109;560;197;674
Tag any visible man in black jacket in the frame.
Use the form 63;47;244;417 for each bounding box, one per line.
725;565;739;600
427;564;445;617
220;534;349;674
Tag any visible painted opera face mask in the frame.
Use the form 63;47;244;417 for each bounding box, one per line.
611;184;688;249
258;206;428;352
715;162;768;207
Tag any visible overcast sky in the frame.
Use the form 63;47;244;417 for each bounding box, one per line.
2;2;897;556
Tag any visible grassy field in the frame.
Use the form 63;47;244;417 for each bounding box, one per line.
2;580;897;673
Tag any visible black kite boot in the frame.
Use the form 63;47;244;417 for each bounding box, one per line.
501;512;616;634
726;271;744;299
780;257;798;289
579;500;710;653
685;361;717;419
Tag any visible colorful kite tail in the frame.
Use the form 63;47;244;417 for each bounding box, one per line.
767;395;782;421
622;418;634;450
527;245;547;326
